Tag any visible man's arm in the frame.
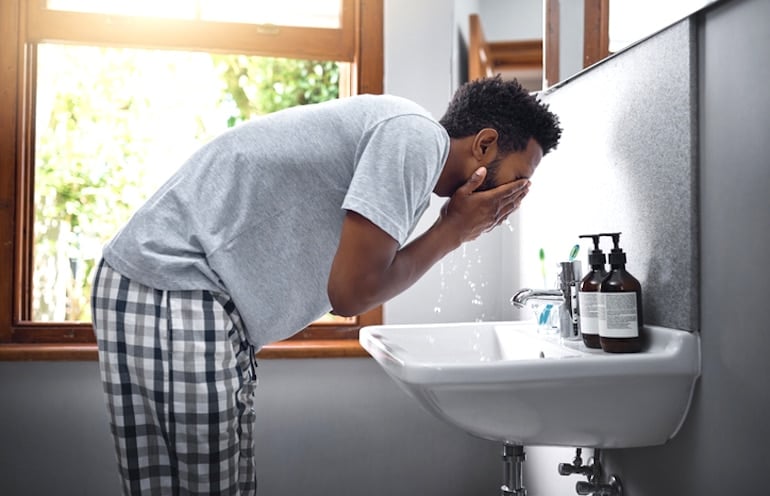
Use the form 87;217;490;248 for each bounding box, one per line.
327;167;530;316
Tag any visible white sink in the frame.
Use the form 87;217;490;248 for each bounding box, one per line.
360;321;700;448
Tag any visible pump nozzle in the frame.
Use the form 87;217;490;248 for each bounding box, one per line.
600;232;622;250
578;234;606;268
599;232;626;266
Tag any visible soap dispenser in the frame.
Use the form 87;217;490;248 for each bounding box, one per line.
598;232;643;353
577;234;607;349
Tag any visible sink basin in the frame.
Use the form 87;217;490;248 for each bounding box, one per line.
360;321;700;448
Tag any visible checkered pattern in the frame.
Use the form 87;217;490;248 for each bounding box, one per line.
92;259;259;495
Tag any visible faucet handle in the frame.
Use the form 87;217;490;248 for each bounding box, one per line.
576;476;623;496
510;288;562;307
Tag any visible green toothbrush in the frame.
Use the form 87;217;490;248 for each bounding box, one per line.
568;243;580;262
539;248;547;287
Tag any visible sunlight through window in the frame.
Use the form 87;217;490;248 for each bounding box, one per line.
45;0;343;28
33;43;342;321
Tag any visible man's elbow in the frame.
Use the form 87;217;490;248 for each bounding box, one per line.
327;284;374;317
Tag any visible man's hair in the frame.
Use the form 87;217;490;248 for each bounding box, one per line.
439;75;562;156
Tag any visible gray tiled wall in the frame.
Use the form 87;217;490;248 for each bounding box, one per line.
520;18;698;331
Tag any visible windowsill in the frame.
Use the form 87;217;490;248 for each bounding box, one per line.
0;308;381;361
0;339;370;361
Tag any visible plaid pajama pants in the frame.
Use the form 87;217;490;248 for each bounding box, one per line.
92;259;259;495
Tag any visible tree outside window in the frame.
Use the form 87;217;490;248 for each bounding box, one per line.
33;44;340;322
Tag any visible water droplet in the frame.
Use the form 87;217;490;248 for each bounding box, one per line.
433;306;442;314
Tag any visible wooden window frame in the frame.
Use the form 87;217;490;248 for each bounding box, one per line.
544;0;560;87
468;13;542;91
0;0;383;361
469;14;542;80
543;0;610;88
583;0;610;69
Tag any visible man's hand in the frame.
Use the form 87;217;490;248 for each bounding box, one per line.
327;167;529;317
439;166;530;243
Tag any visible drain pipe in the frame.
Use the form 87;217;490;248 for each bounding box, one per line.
501;444;527;496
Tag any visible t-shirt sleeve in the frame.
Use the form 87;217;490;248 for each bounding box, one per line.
342;114;449;246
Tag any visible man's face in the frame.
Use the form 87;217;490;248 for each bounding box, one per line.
477;137;543;192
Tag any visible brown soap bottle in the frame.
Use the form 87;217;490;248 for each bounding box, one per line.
598;232;643;353
577;234;607;349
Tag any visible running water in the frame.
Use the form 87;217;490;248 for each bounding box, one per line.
433;260;447;314
432;243;491;321
463;245;487;320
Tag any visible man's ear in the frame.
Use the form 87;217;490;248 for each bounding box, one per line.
472;128;499;164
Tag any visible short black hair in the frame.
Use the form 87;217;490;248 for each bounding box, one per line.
439;75;562;156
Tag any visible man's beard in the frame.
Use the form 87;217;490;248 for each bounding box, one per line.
476;156;502;192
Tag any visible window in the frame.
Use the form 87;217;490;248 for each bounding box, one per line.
0;0;383;360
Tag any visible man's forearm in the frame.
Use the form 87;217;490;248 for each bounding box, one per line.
352;216;464;314
328;169;529;316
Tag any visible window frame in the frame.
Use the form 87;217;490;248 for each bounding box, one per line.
0;0;384;361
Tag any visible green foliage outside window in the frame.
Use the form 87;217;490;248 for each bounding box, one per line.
214;55;339;126
33;45;339;321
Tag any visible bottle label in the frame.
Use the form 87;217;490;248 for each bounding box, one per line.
598;292;639;338
578;291;600;336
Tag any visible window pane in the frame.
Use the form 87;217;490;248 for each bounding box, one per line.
33;43;341;321
46;0;343;28
46;0;200;19
199;0;341;28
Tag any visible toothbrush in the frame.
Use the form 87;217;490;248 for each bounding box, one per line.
568;243;580;262
539;248;547;287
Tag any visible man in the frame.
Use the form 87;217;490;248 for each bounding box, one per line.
91;75;561;495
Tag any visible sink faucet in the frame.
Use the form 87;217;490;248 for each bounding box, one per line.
511;261;582;340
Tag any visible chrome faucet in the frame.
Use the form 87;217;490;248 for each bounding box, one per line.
511;261;582;340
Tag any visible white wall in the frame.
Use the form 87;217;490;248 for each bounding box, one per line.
452;0;480;91
558;0;584;82
384;0;515;327
608;0;716;52
479;0;543;41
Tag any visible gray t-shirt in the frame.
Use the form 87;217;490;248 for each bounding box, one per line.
103;94;449;349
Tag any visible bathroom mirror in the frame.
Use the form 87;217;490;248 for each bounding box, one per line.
468;0;719;90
